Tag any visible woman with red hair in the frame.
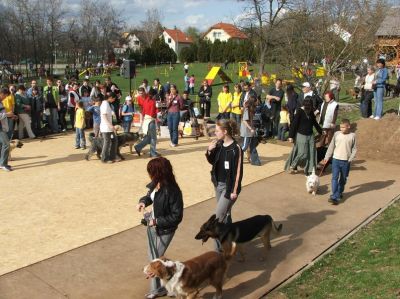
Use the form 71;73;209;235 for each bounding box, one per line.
317;91;338;147
137;157;184;299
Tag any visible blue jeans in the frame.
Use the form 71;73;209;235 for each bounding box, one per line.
49;108;59;133
75;128;86;148
242;136;261;166
167;112;180;145
331;158;350;200
122;120;132;132
0;131;10;167
278;123;289;141
7;118;14;139
135;121;157;156
373;87;384;118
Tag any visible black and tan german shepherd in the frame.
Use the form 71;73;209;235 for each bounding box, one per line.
195;214;282;261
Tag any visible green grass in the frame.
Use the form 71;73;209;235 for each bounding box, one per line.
270;200;400;299
337;98;400;124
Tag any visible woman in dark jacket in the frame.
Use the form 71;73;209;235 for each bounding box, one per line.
286;84;299;125
137;157;183;299
206;119;243;225
198;80;213;118
284;97;322;175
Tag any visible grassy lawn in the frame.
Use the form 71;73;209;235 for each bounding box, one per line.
338;97;400;124
269;200;400;299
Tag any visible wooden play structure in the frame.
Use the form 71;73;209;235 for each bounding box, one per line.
375;7;400;66
205;66;233;85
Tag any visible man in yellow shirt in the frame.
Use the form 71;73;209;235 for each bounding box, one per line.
74;101;86;149
2;85;17;139
217;85;233;120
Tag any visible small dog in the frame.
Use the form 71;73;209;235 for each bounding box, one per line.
306;168;320;195
9;140;24;161
143;251;227;299
85;131;140;161
195;214;282;262
203;119;216;139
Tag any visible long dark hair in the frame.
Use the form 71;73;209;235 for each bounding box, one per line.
245;96;257;124
147;157;179;191
303;96;313;116
286;84;296;99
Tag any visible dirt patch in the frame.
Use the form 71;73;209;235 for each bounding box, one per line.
355;113;400;164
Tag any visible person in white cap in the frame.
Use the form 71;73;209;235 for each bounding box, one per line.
121;95;135;132
299;82;322;114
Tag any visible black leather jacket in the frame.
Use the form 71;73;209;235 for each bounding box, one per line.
139;182;184;235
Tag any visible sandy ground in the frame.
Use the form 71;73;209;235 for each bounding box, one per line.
0;133;290;276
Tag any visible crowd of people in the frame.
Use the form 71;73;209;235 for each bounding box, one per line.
2;59;387;172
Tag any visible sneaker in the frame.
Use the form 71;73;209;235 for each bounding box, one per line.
1;165;12;172
150;153;161;158
374;116;380;120
170;143;176;147
369;115;375;119
75;146;81;149
62;129;67;132
328;197;339;205
145;290;168;299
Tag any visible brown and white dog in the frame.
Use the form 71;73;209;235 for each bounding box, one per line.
143;251;228;299
9;139;24;161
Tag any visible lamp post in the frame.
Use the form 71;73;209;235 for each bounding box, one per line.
54;42;59;75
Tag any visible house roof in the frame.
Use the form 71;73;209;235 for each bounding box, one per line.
203;22;248;39
164;29;193;43
375;7;400;37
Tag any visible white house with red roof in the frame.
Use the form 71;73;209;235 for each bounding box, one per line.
203;22;248;43
162;28;193;57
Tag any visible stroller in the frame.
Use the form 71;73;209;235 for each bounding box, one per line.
179;98;200;139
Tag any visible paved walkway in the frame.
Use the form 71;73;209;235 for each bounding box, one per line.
1;159;399;299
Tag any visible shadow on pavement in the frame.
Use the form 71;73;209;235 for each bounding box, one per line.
203;210;336;298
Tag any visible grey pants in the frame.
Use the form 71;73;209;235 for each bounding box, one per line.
0;131;10;167
215;182;236;251
147;227;174;294
215;182;235;223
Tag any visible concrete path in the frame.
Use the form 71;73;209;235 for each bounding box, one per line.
1;159;399;299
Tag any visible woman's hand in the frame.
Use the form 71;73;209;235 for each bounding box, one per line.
148;219;156;227
208;139;217;152
230;193;238;201
136;202;145;212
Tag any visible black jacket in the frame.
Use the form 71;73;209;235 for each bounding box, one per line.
198;85;212;103
139;182;183;235
206;141;243;199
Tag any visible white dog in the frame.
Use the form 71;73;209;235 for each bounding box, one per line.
306;168;320;195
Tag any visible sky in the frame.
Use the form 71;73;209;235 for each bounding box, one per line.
103;0;249;31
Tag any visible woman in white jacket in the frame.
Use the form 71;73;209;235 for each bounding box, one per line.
317;91;338;147
360;66;375;118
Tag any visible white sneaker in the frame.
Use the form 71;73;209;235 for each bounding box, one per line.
369;115;375;119
170;143;176;147
374;116;380;120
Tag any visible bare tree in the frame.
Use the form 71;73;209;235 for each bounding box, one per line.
140;9;164;48
238;0;295;75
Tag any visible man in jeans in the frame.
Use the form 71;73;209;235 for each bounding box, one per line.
134;89;160;157
43;78;60;133
0;88;16;172
100;92;117;163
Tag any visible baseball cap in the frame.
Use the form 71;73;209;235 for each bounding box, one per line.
302;82;311;88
